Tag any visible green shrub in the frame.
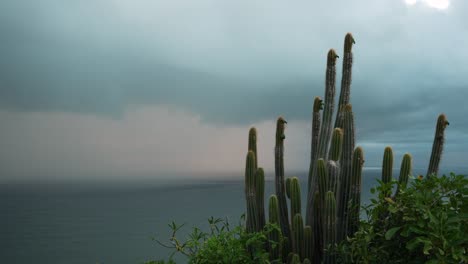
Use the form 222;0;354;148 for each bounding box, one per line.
150;216;276;264
338;173;467;264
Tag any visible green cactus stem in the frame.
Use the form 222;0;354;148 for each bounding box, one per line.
329;128;343;162
274;117;291;243
307;49;338;227
395;153;412;197
303;258;312;264
286;177;292;199
323;191;337;264
245;150;258;233
256;168;266;231
334;33;355;130
382;146;393;184
268;195;281;261
308;97;323;192
248;127;258;169
336;104;355;242
292;214;304;259
427;114;449;177
291;254;301;264
290;177;302;224
304;225;313;261
348;147;364;237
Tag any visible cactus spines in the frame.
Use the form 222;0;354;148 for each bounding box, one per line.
396;153;412;196
382;146;393;184
245;150;258;233
292;214;304;259
256;168;266;231
268;195;281;260
336;104;355;242
248;127;258;169
304;225;313;261
427;114;449;177
329;128;343;162
348;147;364;236
323;191;337;264
275;116;291;242
308;97;323;192
290;177;302;223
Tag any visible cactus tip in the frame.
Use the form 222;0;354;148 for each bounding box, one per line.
344;33;355;53
327;49;339;65
313;97;323;112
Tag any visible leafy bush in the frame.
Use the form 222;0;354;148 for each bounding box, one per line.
148;216;276;264
338;173;467;264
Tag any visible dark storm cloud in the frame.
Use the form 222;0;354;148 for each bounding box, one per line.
0;0;467;178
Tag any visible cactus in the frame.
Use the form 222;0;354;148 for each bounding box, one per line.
274;117;291;244
286;177;292;199
268;195;282;261
292;214;304;259
334;33;355;130
323;191;337;264
245;150;258;233
348;147;364;236
395;153;412;197
329;128;343;162
256;168;266;231
291;253;301;264
248;127;258;169
382;146;393;184
427;114;449;177
304;226;313;261
290;177;302;224
308;97;323;192
336;104;355;241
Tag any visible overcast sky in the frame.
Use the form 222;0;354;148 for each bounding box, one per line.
1;0;467;182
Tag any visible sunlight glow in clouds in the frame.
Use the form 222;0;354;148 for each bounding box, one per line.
404;0;450;9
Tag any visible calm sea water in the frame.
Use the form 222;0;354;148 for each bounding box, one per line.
1;168;464;264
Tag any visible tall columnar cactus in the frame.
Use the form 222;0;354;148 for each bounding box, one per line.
323;191;337;264
395;153;412;197
245;150;258;233
268;195;281;261
329;128;343;162
427;114;449;177
336;104;355;241
348;147;364;236
275;117;291;241
292;214;305;259
248;127;258;169
255;168;266;231
290;177;302;224
334;33;355;130
304;225;313;261
308;97;323;191
286;177;292;199
382;146;393;184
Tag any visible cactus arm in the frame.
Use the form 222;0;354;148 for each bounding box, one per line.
268;195;282;261
248;127;258;169
290;177;302;224
308;97;323;191
323;191;337;264
395;153;412;198
256;168;266;231
245;150;258;233
292;214;304;260
347;147;364;237
336;104;355;242
382;146;393;184
274;117;291;242
304;225;313;261
334;33;355;130
427;114;449;177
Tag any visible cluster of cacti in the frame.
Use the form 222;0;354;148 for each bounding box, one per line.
243;32;449;263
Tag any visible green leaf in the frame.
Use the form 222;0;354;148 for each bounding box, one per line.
385;227;401;240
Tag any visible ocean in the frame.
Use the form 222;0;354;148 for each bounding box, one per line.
1;168;464;264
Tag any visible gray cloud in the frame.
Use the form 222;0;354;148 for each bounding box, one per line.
0;0;467;179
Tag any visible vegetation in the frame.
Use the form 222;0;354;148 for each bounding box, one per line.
149;32;465;263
